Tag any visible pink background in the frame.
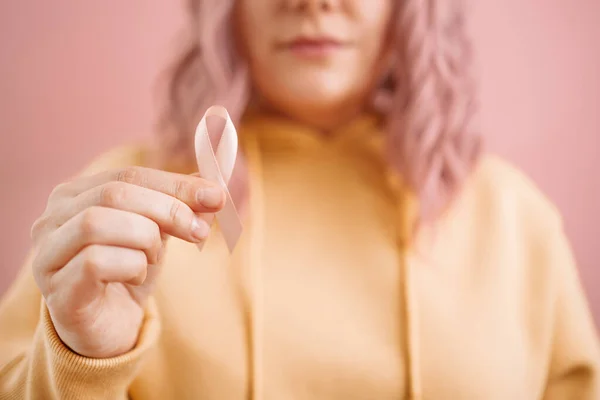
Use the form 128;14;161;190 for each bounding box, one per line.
0;1;598;326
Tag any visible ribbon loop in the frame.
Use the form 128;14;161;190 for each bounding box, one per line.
194;105;243;253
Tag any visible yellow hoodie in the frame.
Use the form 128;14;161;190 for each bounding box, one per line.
0;114;598;399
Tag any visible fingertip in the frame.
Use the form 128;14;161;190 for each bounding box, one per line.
196;185;226;210
191;216;211;241
127;268;147;286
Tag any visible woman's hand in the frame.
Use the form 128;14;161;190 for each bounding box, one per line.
30;166;224;358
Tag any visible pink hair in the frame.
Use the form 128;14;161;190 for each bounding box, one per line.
156;0;482;221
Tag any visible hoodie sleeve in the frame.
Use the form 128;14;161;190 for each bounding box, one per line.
542;224;600;400
0;145;161;399
0;254;161;400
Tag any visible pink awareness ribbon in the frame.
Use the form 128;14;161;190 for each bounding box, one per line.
194;105;243;253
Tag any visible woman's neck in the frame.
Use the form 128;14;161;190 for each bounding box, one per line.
250;98;371;134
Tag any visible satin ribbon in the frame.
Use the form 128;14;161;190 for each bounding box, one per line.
194;105;243;253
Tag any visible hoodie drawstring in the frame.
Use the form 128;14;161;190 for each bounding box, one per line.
242;131;265;400
392;174;423;400
401;239;422;400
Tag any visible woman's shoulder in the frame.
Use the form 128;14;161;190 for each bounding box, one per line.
462;154;563;231
441;155;576;292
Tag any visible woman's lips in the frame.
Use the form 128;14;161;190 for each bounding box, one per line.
280;37;346;58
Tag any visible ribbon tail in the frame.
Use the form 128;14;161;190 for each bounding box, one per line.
216;188;243;253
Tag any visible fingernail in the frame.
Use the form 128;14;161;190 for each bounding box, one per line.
196;186;224;208
191;217;211;241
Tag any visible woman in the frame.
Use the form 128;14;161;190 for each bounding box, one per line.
0;0;598;398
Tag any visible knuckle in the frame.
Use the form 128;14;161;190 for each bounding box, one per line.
30;214;50;241
79;207;103;237
168;200;183;224
48;182;71;200
172;179;193;200
80;246;104;280
99;181;127;208
115;166;141;184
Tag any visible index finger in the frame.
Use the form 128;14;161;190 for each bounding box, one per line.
58;166;225;211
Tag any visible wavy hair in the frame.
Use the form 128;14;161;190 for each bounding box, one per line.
156;0;482;220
